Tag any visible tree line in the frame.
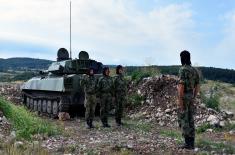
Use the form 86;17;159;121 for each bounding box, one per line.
125;66;235;84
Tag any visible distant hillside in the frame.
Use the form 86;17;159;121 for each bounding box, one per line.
126;66;235;84
0;57;235;84
0;57;53;71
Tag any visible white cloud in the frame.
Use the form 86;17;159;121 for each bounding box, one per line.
213;10;235;69
0;0;196;65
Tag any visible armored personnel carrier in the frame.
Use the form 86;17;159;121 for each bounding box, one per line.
21;48;103;118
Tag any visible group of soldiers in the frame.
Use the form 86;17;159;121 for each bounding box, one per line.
81;50;200;150
81;65;127;128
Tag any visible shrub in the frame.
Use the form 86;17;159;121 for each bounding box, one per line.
126;93;144;110
131;66;160;83
201;91;220;111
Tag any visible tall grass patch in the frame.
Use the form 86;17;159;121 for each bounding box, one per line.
0;97;60;140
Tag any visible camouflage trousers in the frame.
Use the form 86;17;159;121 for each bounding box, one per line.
178;98;196;138
115;93;126;120
84;94;97;121
100;93;112;122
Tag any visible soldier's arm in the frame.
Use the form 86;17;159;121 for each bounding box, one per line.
178;68;185;111
178;83;184;111
193;69;200;98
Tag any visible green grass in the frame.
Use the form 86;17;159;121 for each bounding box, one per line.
3;142;49;155
159;129;183;144
196;138;235;154
0;97;61;140
126;93;145;109
197;122;235;133
124;119;152;133
196;123;213;134
200;91;220;111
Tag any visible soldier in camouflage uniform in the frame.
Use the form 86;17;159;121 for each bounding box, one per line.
178;50;200;149
97;67;113;127
114;65;127;126
81;68;98;129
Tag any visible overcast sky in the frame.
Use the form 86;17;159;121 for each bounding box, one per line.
0;0;235;68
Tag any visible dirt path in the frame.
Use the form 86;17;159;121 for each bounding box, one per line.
42;117;217;155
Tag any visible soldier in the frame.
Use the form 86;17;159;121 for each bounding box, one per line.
81;68;98;129
177;50;200;149
97;67;113;127
114;65;127;126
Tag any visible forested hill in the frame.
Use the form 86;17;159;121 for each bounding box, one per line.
0;57;235;83
0;58;53;71
126;66;235;84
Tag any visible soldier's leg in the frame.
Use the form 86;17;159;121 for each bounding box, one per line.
89;95;96;128
85;97;91;121
188;103;195;148
85;97;92;128
115;95;124;125
179;99;193;149
104;95;111;127
100;95;106;123
90;95;97;120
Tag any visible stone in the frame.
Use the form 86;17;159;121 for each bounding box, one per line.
224;111;234;118
206;129;213;132
207;115;219;125
165;109;171;113
0;111;3;117
1;116;7;123
219;121;225;127
159;121;165;127
14;141;24;148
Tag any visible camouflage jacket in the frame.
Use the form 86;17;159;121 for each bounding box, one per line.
179;65;200;96
97;75;113;95
113;74;127;95
81;75;98;94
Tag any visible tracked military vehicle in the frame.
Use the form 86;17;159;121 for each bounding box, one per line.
21;48;103;117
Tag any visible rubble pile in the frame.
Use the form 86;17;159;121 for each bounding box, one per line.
0;110;11;141
128;75;234;127
0;83;22;104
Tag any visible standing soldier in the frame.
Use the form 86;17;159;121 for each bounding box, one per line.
97;67;113;128
81;68;98;129
178;50;200;149
114;65;127;126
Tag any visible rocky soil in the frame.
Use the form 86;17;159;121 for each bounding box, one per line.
128;75;235;128
0;78;235;154
0;82;22;104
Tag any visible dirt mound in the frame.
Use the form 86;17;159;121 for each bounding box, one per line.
0;83;22;104
128;75;234;127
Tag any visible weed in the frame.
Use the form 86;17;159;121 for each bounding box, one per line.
201;91;220;111
0;97;61;140
125;119;152;133
196;138;235;154
126;93;145;109
196;123;213;134
159;129;183;144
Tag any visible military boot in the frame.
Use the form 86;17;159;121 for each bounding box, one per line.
86;120;92;129
188;137;195;149
116;118;124;126
90;119;95;128
102;118;111;128
179;136;191;149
